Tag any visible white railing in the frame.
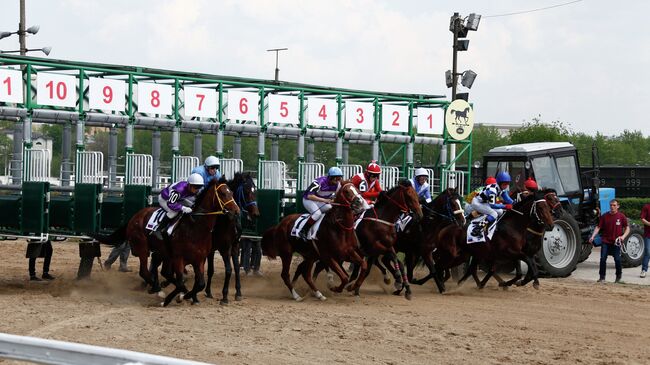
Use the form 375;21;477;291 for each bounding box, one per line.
0;332;212;365
125;153;153;186
172;155;199;182
259;160;286;189
220;158;244;180
408;167;435;195
339;164;362;180
442;169;466;196
298;162;324;192
75;151;104;184
23;148;51;182
380;166;400;190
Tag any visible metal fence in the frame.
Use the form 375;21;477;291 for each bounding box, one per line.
259;160;286;189
75;151;104;184
220;158;244;180
380;166;400;190
172;155;199;182
298;162;324;192
442;169;466;196
23;148;51;182
340;164;362;180
125;153;153;186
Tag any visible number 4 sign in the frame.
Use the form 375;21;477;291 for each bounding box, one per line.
137;82;172;115
0;68;23;103
307;98;337;128
381;104;408;133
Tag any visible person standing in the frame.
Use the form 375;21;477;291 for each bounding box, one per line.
27;239;54;281
640;202;650;278
589;199;630;283
103;242;132;272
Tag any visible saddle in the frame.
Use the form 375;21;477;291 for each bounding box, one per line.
466;214;500;244
291;214;325;241
145;208;182;237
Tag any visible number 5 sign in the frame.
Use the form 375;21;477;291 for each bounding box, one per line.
88;77;126;112
381;104;408;133
227;90;259;122
137;82;172;115
37;72;77;108
0;68;23;103
268;94;299;124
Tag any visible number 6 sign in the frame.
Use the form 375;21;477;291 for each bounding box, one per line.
137;82;172;115
381;104;408;133
0;68;23;103
88;77;126;112
37;72;77;108
227;90;259;122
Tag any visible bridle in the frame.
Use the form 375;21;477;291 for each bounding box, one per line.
235;178;257;218
330;184;365;230
193;183;237;216
423;192;465;226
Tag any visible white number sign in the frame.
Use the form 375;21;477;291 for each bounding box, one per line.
0;68;23;103
137;82;172;115
417;107;444;135
307;98;337;128
88;77;126;112
344;101;374;131
227;90;259;122
184;86;217;118
268;94;299;124
381;104;409;133
37;72;77;108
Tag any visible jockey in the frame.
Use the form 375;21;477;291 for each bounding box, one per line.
153;173;204;240
299;166;343;240
464;176;497;216
351;161;383;205
411;167;432;204
470;172;514;229
191;155;222;189
515;177;539;202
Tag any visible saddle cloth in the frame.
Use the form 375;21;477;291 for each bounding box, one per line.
291;214;325;240
145;208;180;236
395;213;412;233
466;214;498;244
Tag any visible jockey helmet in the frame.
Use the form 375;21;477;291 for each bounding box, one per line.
485;176;497;185
496;171;511;184
328;167;343;177
524;177;538;191
366;161;381;174
204;155;220;169
187;173;204;186
414;168;429;178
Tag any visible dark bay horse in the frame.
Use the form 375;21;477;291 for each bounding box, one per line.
449;191;555;289
261;183;368;301
94;178;239;306
205;172;260;304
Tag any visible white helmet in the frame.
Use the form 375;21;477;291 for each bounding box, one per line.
414;168;429;178
187;173;204;186
204;156;220;168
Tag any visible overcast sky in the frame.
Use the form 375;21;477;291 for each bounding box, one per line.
0;0;647;136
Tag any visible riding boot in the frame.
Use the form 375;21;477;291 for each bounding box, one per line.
299;218;316;241
153;216;171;240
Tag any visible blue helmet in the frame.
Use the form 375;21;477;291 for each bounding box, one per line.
328;167;343;177
496;171;511;184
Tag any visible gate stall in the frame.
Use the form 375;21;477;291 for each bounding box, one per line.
0;55;473;243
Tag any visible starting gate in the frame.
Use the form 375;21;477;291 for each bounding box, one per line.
442;169;466;196
171;155;199;182
125;153;153;186
75;151;104;184
340;164;362;180
298;162;324;193
220;158;244;180
380;166;400;190
23;148;50;182
258;160;287;190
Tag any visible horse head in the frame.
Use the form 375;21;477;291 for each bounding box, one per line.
336;183;369;215
541;188;562;218
379;180;422;220
198;177;240;218
231;172;260;221
445;188;466;226
518;191;554;231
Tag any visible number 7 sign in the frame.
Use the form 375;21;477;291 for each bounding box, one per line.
0;68;23;103
184;86;217;118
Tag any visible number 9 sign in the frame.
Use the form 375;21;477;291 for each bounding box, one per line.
137;82;172;115
89;77;126;112
227;90;259;122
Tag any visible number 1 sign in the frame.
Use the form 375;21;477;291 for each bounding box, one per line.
184;86;217;118
0;68;23;104
137;82;172;115
88;77;126;112
416;107;443;135
37;72;77;108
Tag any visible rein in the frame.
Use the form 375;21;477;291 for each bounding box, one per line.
192;183;235;216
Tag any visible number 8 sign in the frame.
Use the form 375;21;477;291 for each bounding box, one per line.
89;77;126;112
137;82;172;115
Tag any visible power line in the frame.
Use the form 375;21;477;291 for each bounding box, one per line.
484;0;583;18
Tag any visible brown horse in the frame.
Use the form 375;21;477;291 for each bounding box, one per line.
94;178;239;306
450;190;555;289
205;172;260;305
261;183;368;301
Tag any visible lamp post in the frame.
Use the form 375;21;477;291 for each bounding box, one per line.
266;47;288;81
0;47;51;56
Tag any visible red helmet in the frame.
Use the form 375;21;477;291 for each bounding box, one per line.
524;177;538;191
366;161;381;174
485;176;497;185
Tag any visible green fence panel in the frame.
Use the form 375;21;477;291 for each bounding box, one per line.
74;183;102;234
0;195;22;233
256;189;284;235
123;185;151;225
100;196;124;231
21;182;49;236
49;195;74;231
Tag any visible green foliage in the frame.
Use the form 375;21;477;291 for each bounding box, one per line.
508;116;571;144
618;198;648;220
471;125;506;165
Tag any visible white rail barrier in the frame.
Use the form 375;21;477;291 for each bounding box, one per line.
220;158;244;180
339;164;362;180
125;153;153;186
442;169;466;196
259;160;286;190
172;155;200;182
75;151;104;184
380;166;400;190
23;148;51;182
298;162;324;192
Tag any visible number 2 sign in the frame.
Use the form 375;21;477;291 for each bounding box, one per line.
307;98;337;128
88;77;126;112
0;68;23;104
184;86;217;118
227;90;259;122
137;82;172;115
381;104;408;133
37;72;77;108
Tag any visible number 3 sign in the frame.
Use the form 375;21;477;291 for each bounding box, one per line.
344;101;374;131
137;82;172;115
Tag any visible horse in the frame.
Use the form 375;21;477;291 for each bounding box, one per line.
261;183;368;301
93;178;240;306
205;172;260;304
450;190;555;289
450;107;470;125
347;180;423;299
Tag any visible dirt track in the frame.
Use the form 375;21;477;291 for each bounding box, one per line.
1;240;649;365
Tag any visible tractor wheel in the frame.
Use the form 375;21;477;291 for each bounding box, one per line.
621;225;645;268
536;211;581;277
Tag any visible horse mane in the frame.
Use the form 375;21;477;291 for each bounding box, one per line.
195;177;225;206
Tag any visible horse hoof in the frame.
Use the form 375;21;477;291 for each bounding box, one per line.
313;291;327;301
405;292;412;301
501;286;509;291
294;296;304;302
157;291;165;299
383;275;391;285
160;302;165;307
392;289;402;296
192;299;200;305
220;299;229;305
235;295;243;301
346;285;355;292
205;293;213;299
393;281;403;291
533;283;540;290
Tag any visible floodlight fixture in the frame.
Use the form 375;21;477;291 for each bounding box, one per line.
456;39;469;51
466;13;481;31
0;31;12;40
445;70;453;88
25;25;40;35
41;46;51;56
461;70;477;88
456;92;469;102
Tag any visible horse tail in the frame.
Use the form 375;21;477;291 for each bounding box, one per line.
261;227;277;259
87;225;127;247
